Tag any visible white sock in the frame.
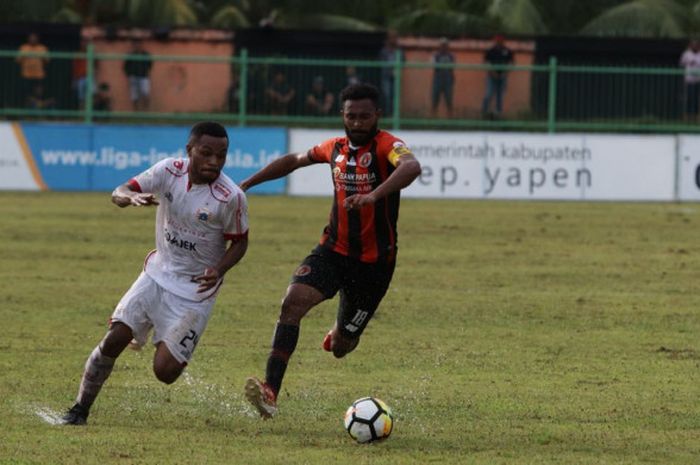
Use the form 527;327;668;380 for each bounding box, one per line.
76;346;115;409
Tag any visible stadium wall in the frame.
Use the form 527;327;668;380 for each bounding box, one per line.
1;122;697;201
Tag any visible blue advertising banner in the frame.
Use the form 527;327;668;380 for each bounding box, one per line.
20;123;286;193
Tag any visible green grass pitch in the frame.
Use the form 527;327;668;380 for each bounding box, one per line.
1;192;699;464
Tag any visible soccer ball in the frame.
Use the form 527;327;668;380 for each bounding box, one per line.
343;397;394;443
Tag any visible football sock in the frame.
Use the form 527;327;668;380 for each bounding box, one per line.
76;345;116;409
265;322;299;396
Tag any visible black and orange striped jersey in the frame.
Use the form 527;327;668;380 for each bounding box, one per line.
307;130;413;263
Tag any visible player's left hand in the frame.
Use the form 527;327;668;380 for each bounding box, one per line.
194;267;220;293
344;193;376;210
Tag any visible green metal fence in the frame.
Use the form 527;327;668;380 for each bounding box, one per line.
1;44;697;133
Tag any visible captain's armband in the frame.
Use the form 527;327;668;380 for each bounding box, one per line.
387;143;413;166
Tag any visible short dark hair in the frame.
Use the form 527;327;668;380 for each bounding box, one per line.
189;121;228;142
340;83;380;108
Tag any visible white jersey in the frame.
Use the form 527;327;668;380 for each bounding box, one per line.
680;49;700;84
128;157;248;301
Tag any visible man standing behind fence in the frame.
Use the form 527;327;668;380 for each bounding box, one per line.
481;35;513;119
378;31;403;116
432;37;455;117
16;33;49;108
680;40;700;121
124;39;152;111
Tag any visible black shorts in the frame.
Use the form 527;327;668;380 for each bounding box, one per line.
291;245;396;338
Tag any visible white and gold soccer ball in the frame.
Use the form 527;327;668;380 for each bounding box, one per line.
343;397;394;443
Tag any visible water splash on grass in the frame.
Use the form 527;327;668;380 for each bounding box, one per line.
34;406;65;425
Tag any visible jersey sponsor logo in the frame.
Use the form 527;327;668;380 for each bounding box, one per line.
165;229;198;251
335;154;345;163
294;264;312;277
173;160;184;170
165;219;208;238
196;207;211;222
333;169;377;184
359;152;372;168
335;183;373;193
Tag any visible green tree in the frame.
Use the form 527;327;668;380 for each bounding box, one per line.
0;0;68;23
487;0;547;34
3;0;700;39
580;0;692;37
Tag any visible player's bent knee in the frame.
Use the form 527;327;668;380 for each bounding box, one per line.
153;342;185;384
100;322;134;357
331;336;359;359
153;365;183;384
332;347;350;358
279;299;311;324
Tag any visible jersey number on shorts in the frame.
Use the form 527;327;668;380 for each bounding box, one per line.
179;329;200;349
345;309;369;333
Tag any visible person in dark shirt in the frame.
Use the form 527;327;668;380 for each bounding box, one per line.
481;35;514;118
378;31;404;116
94;82;112;112
265;69;296;115
305;75;334;115
432;37;456;116
239;83;422;419
123;39;153;111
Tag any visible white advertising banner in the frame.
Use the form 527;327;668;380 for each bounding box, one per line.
288;129;337;196
677;135;700;201
0;123;43;190
288;130;676;201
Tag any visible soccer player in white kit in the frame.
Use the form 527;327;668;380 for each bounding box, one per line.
62;122;249;425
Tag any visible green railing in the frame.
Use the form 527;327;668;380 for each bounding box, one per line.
1;44;697;133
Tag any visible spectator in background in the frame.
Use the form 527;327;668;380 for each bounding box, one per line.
227;72;240;113
481;34;514;119
94;83;112;112
345;65;361;86
16;33;49;108
27;84;55;110
72;41;89;110
123;40;152;111
266;69;295;115
305;76;334;116
680;39;700;121
431;37;455;117
378;31;403;115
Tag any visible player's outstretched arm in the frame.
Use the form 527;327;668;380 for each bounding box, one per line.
239;152;314;192
344;154;422;210
111;183;159;208
194;236;248;293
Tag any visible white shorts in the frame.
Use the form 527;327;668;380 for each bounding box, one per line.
128;76;150;101
111;272;215;364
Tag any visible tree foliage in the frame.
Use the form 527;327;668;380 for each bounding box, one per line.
2;0;700;38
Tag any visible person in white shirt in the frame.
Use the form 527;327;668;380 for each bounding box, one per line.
62;121;249;425
680;40;700;120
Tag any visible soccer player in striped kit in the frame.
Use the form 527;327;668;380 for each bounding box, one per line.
241;83;421;418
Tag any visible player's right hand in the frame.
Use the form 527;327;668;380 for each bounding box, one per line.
129;193;159;206
113;192;158;207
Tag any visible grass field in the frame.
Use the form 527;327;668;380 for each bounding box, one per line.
1;192;699;464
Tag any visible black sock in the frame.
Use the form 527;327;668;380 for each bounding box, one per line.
265;322;299;396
